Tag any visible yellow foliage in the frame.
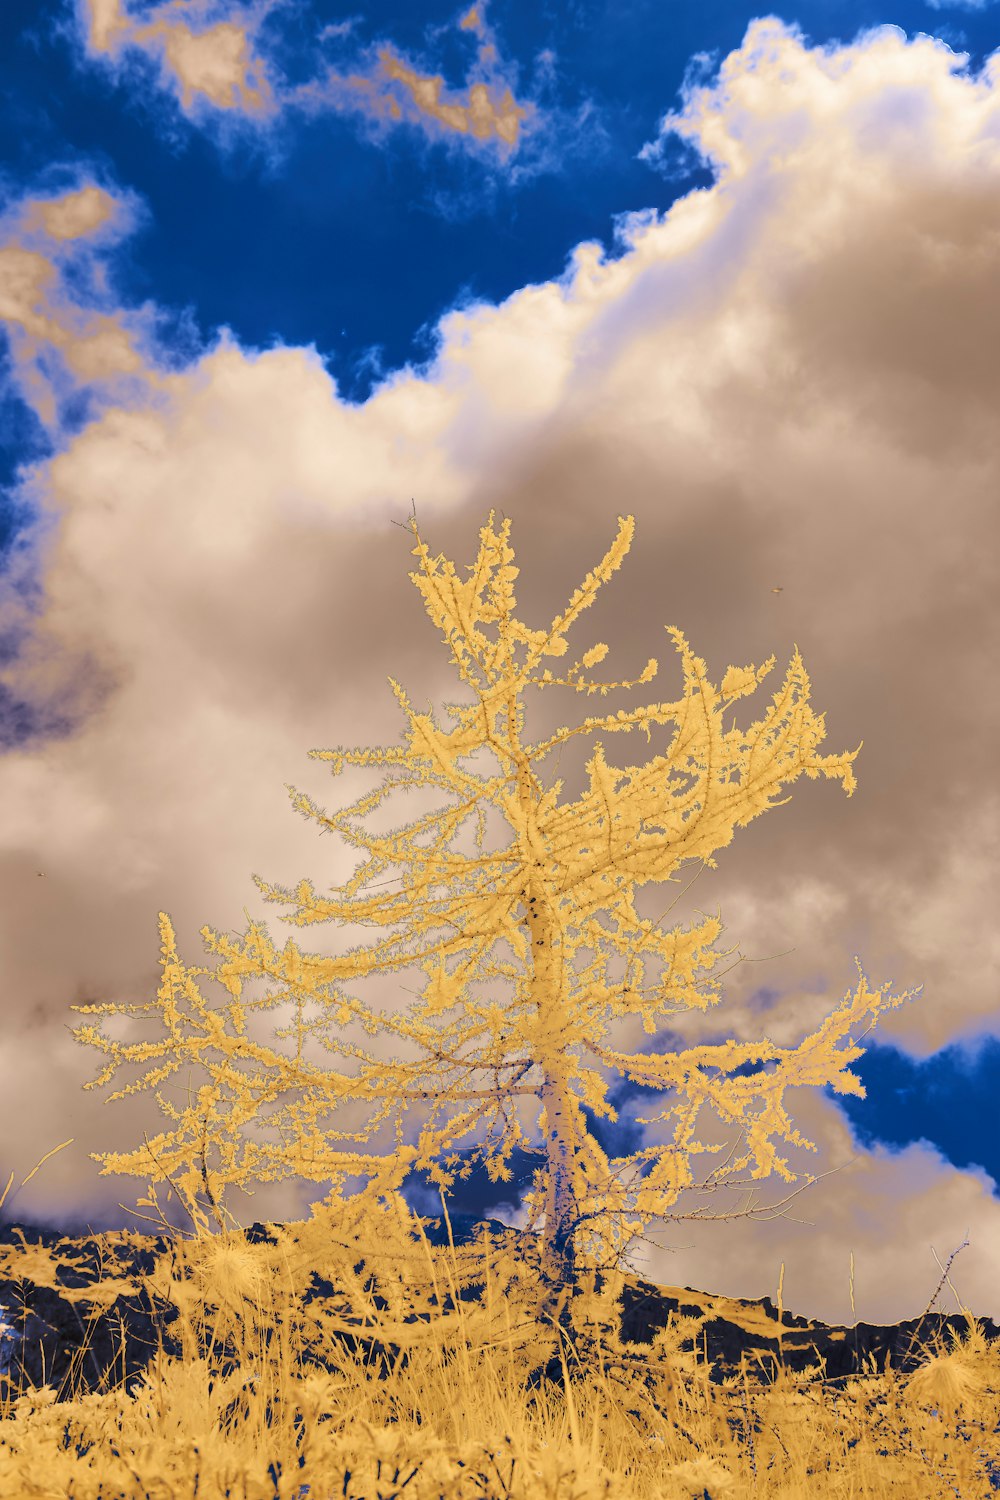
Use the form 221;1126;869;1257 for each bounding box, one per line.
68;507;922;1293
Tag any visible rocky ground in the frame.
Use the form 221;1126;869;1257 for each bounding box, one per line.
1;1211;995;1406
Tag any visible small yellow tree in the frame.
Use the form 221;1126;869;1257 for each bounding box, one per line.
70;506;922;1328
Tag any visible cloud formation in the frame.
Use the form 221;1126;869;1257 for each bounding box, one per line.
1;17;999;1326
0;182;154;429
76;0;536;156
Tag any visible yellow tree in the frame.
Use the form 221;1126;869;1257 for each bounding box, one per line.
70;507;922;1330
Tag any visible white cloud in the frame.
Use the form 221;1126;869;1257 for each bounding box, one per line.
623;1085;1000;1327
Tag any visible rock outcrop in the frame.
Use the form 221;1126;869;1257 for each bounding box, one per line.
1;1212;995;1408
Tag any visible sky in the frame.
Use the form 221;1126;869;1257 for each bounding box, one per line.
0;0;998;1331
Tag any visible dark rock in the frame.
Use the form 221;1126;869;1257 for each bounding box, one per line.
1;1213;995;1412
410;1220;1000;1399
614;1274;1000;1393
0;1220;188;1403
0;1212;511;1406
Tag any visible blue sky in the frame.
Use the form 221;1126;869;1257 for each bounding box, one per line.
1;0;998;1327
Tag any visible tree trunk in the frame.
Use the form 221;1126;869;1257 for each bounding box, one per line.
535;1068;588;1377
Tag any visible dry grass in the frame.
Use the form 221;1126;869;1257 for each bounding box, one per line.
1;1166;998;1499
